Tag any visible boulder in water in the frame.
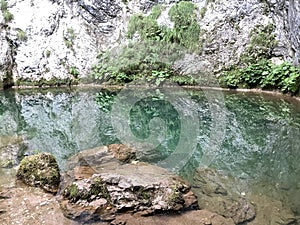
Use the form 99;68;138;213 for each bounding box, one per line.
59;144;198;223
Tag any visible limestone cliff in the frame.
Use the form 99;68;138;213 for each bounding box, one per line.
0;0;299;88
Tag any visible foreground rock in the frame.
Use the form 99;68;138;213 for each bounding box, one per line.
16;153;60;193
59;144;198;223
0;144;252;225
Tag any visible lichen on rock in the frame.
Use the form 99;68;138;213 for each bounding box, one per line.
16;152;60;193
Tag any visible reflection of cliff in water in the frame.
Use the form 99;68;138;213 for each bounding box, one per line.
16;89;109;167
0;88;300;222
0;89;114;168
0;90;27;168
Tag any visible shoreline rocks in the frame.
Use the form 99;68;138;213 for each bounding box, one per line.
192;168;256;224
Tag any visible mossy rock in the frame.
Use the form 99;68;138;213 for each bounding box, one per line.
16;153;60;193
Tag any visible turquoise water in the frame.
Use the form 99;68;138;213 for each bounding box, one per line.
0;87;300;218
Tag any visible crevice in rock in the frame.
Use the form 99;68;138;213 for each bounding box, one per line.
1;36;16;89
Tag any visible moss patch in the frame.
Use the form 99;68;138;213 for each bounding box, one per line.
63;176;110;203
16;153;60;193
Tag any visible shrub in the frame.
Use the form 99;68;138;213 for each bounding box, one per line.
200;6;207;19
2;9;13;23
17;29;28;41
0;0;7;11
45;50;51;58
1;0;14;23
92;40;187;85
220;60;300;95
127;14;162;41
127;2;200;51
64;28;76;49
168;1;200;50
262;62;300;94
69;66;79;78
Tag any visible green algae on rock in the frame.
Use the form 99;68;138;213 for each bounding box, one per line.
16;153;60;193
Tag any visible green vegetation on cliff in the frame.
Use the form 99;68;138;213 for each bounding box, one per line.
220;23;300;95
92;2;200;86
220;60;300;95
1;0;13;23
91;2;300;95
127;2;200;51
240;23;277;65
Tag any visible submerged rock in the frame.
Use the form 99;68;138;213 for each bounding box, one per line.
0;135;26;168
192;168;300;225
192;168;256;224
0;186;81;225
59;144;198;223
112;210;235;225
107;143;136;163
247;194;299;225
16;153;60;193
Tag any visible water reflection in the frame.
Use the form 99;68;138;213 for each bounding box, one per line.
0;87;300;217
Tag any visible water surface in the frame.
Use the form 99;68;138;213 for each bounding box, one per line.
0;86;299;218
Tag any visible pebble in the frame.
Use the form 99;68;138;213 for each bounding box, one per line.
40;201;48;206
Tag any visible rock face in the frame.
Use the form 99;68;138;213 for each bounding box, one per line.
59;144;198;223
0;0;299;88
16;152;60;193
195;0;300;73
0;0;128;87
